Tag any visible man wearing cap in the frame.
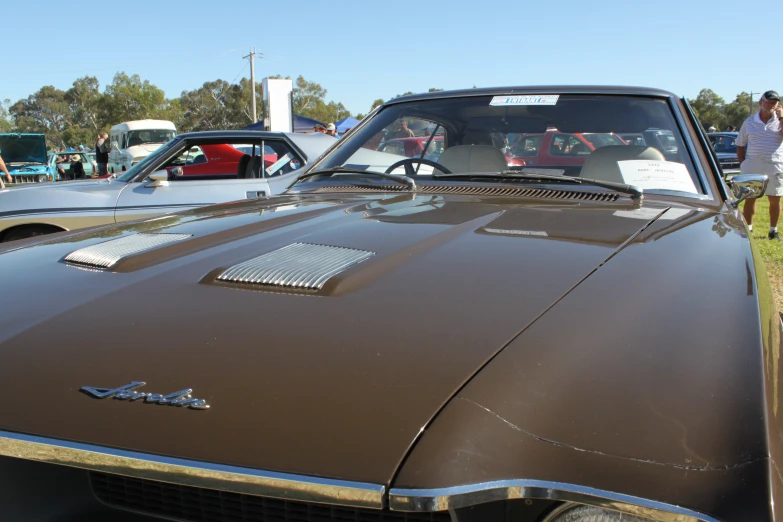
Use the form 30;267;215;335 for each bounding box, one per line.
325;123;339;138
737;90;783;241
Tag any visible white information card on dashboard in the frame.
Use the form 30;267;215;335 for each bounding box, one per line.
617;160;698;194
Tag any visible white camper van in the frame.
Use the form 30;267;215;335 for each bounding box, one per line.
108;120;177;173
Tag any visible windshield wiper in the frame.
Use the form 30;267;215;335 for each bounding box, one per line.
432;171;643;199
295;167;416;190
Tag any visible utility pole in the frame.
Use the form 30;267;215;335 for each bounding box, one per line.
244;47;257;123
749;91;758;117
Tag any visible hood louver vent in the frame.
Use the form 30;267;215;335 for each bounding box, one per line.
313;184;619;201
64;233;192;268
217;243;374;291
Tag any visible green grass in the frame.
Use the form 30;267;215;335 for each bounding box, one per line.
742;198;783;312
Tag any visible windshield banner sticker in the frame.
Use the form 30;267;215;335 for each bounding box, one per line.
617;160;699;194
265;153;292;176
489;95;559;106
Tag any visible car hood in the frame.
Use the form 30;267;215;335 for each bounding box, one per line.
0;192;680;485
1;179;107;190
0;134;47;164
0;179;122;211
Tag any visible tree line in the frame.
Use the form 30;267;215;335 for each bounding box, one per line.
0;73;403;149
686;89;759;131
0;76;749;149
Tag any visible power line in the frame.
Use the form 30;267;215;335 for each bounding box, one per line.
230;63;248;86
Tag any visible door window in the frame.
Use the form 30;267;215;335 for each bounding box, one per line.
550;134;590;156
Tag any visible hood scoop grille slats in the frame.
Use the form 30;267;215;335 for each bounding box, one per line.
313;184;619;201
64;233;193;268
217;243;375;291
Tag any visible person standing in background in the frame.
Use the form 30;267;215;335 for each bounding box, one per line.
95;133;110;176
736;90;783;241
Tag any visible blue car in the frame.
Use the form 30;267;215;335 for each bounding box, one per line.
0;133;54;183
708;131;740;176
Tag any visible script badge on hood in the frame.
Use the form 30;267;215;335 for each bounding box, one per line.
81;381;210;410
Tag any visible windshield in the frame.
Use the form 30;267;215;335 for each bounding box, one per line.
657;133;678;150
0;135;47;164
126;129;176;147
711;135;737;154
313;94;703;195
116;139;179;182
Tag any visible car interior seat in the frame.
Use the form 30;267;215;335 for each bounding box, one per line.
244;155;264;178
437;145;508;174
237;155;251;178
579;146;666;183
461;132;494;146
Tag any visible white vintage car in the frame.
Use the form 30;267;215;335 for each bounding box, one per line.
0;130;336;242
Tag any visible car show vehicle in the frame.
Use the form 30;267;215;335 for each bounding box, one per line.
158;143;282;177
506;129;627;171
0;86;778;522
0;130;334;242
48;150;98;180
108;119;178;173
708;131;740;176
0;133;55;183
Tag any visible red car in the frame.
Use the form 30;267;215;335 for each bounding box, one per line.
167;144;278;177
380;136;526;167
509;130;627;168
94;144;279;179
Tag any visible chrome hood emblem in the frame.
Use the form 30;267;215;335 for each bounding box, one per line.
81;382;210;410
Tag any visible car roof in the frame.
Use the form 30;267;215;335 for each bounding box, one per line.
385;86;678;106
177;130;301;140
111;120;176;131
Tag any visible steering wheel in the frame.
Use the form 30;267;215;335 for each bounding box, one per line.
384;158;452;176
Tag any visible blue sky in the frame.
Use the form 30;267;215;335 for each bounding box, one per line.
3;0;779;116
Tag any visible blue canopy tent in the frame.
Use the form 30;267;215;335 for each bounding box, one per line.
243;114;326;134
335;117;360;134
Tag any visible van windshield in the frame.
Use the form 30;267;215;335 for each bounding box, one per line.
126;129;176;147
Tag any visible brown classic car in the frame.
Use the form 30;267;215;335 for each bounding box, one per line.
0;87;779;522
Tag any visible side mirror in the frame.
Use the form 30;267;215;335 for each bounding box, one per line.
147;170;170;187
728;174;768;206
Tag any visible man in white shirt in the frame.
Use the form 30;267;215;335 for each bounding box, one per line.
736;90;783;241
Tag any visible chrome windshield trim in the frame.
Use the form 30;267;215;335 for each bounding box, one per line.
389;480;718;522
667;97;715;202
0;430;385;509
643;189;712;200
